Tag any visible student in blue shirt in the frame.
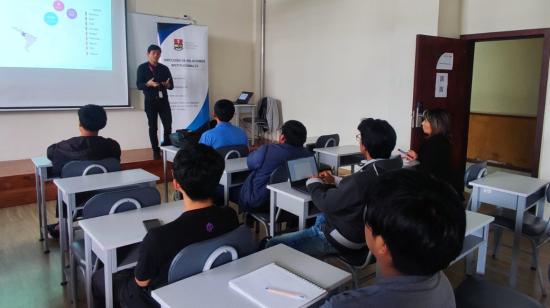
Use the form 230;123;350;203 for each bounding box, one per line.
199;99;248;149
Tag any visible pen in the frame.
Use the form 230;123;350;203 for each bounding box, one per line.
265;287;306;300
397;148;407;155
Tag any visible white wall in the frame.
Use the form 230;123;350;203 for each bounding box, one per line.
470;38;543;116
264;0;439;150
460;0;550;179
0;0;256;161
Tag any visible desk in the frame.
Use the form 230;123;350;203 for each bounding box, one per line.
469;172;549;287
314;145;362;175
452;211;494;275
266;182;319;237
151;244;351;308
234;104;256;146
161;146;249;206
54;169;159;286
31;156;53;253
80;201;181;308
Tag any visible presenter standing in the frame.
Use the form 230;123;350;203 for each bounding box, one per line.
137;44;174;160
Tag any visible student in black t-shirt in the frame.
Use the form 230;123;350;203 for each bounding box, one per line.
92;143;239;308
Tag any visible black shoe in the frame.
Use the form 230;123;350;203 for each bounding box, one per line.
259;236;272;250
47;223;59;239
153;151;161;160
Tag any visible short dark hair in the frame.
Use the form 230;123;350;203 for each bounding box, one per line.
214;99;235;122
173;143;225;201
364;169;465;276
78;104;107;132
281;120;307;147
423;108;450;136
357;118;396;159
147;44;161;53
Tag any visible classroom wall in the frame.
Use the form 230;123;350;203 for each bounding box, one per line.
438;0;462;38
470;39;543;116
460;0;550;179
0;0;256;161
264;0;440;150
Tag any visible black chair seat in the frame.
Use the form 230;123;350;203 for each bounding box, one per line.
491;208;547;237
455;276;543;308
335;248;372;267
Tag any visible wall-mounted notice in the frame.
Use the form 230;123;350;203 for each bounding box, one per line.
435;73;448;98
436;52;454;70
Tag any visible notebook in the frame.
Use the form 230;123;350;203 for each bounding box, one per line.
229;263;327;308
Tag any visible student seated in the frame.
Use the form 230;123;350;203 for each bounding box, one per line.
266;118;401;258
239;120;312;212
321;169;466;308
46;104;121;238
92;143;240;307
199;99;248;149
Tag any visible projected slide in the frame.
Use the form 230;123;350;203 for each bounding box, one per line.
0;0;112;70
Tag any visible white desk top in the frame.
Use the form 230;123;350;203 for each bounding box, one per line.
160;145;179;155
53;169;159;194
469;172;549;197
151;244;351;308
31;156;52;168
267;182;312;202
314;145;360;156
224;157;249;174
465;211;494;236
79;201;181;250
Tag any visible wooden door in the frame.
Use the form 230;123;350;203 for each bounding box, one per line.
411;34;474;187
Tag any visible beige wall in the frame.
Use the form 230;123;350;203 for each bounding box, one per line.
0;0;256;161
470;38;543;116
264;0;439;150
460;0;550;180
438;0;461;38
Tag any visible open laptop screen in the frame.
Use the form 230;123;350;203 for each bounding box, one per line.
287;156;318;183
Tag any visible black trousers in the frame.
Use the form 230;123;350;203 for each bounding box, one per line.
144;98;172;153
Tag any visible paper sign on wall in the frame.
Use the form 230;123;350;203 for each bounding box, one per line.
435;73;448;98
436;52;454;70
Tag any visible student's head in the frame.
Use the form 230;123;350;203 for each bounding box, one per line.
214;99;236;122
356;118;396;160
78;104;107;135
147;44;162;64
363;169;465;277
279;120;307;147
172;143;225;202
422;108;450;137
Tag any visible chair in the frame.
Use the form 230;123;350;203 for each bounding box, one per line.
490;184;550;296
463;161;488;210
167;225;257;283
313;134;340;149
454;276;544;308
216;145;250;160
61;158;121;178
69;186;161;303
325;250;374;289
246;165;289;236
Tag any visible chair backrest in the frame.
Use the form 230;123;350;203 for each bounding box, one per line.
81;186;161;219
216;145;250;160
464;161;488;189
314;134;340;149
269;165;289;185
167;225;257;284
61;158;121;178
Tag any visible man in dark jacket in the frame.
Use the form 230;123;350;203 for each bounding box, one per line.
266;118;401;259
239;120;312;212
46;104;121;237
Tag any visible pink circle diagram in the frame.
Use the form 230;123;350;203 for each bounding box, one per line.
67;8;77;19
53;1;65;11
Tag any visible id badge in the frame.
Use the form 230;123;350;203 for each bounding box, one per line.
159;91;163;99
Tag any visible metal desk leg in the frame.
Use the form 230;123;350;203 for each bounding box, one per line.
104;250;115;308
470;187;480;212
535;198;545;219
84;233;94;308
35;168;44;242
163;149;168;201
509;197;525;287
298;201;307;231
269;190;276;237
58;190;68;285
39;168;49;253
251;107;255;145
476;224;489;275
224;175;230;207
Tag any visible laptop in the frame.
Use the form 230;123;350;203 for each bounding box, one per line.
287;156;318;194
235;91;253;104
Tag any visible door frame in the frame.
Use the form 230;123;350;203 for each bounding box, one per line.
460;28;550;177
